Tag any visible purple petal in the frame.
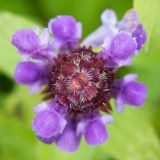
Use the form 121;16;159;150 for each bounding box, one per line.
12;28;57;62
32;108;67;139
102;34;114;51
56;124;81;152
29;81;44;94
100;114;113;125
11;29;40;55
82;9;119;48
119;9;139;32
49;16;81;49
124;74;138;82
114;58;132;67
82;24;118;48
110;32;137;58
32;44;57;63
115;98;125;112
132;24;147;50
122;81;147;106
101;9;117;27
49;99;67;117
101;32;137;68
14;61;41;85
84;119;108;146
37;136;55;144
82;26;110;48
39;28;50;46
33;102;49;113
112;74;147;111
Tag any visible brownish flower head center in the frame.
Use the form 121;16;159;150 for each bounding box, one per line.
48;47;114;112
69;73;89;92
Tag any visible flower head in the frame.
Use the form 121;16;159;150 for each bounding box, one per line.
12;8;147;152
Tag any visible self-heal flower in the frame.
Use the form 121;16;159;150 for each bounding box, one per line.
12;28;55;61
49;15;82;50
83;9;147;67
12;29;41;55
77;114;113;146
14;61;49;93
32;102;67;144
99;32;137;67
12;8;147;152
112;74;147;112
132;24;147;50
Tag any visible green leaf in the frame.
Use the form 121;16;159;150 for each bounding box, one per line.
102;107;160;160
0;113;37;160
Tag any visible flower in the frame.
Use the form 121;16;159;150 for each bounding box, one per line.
12;8;147;152
48;15;82;50
112;74;147;112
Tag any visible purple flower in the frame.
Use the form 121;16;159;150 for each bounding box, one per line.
82;9;118;48
15;61;46;85
12;8;147;152
32;102;67;142
112;74;147;112
56;123;81;152
132;24;147;50
99;32;137;67
118;9;139;32
49;16;82;50
85;119;108;145
12;29;41;55
83;9;146;68
77;114;113;146
12;28;56;62
101;9;117;27
14;61;49;93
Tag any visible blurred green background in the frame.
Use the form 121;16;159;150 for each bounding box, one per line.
0;0;160;160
